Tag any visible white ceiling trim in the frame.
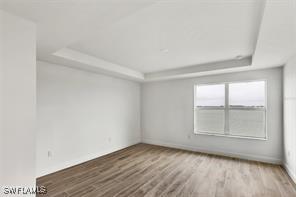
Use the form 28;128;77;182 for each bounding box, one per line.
144;63;283;82
52;48;285;82
145;56;252;80
50;48;276;82
53;48;145;81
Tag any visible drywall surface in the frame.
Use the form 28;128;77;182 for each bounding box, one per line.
142;67;283;164
0;10;36;188
283;56;296;183
36;61;141;177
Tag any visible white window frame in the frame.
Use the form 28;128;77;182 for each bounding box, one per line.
193;80;267;140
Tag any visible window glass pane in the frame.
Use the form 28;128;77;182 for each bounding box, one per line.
195;84;225;107
195;109;225;134
229;110;266;138
194;81;266;139
229;81;265;107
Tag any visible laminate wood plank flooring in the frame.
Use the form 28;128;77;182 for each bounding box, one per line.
37;143;296;197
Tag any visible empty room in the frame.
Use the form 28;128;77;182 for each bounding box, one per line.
1;0;296;196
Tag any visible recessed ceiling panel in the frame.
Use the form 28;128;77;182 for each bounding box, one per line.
70;0;263;73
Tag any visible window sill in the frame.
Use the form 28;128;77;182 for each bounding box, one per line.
193;131;267;141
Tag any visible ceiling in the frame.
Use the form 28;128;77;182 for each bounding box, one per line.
69;0;262;73
1;0;295;81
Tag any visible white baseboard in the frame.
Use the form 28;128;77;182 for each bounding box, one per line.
37;137;295;185
37;140;140;178
283;163;296;184
142;138;282;165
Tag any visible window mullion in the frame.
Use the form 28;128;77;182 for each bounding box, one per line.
224;83;229;135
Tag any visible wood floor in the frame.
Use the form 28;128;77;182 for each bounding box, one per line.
37;143;296;197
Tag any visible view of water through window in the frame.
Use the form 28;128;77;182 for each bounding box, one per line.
194;81;266;139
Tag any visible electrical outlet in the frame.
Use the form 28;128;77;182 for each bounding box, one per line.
108;137;112;142
48;151;52;158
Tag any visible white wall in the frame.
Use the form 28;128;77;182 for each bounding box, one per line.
142;67;283;164
283;55;296;183
0;10;36;187
37;61;141;177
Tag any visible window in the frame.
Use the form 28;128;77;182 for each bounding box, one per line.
194;80;266;139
